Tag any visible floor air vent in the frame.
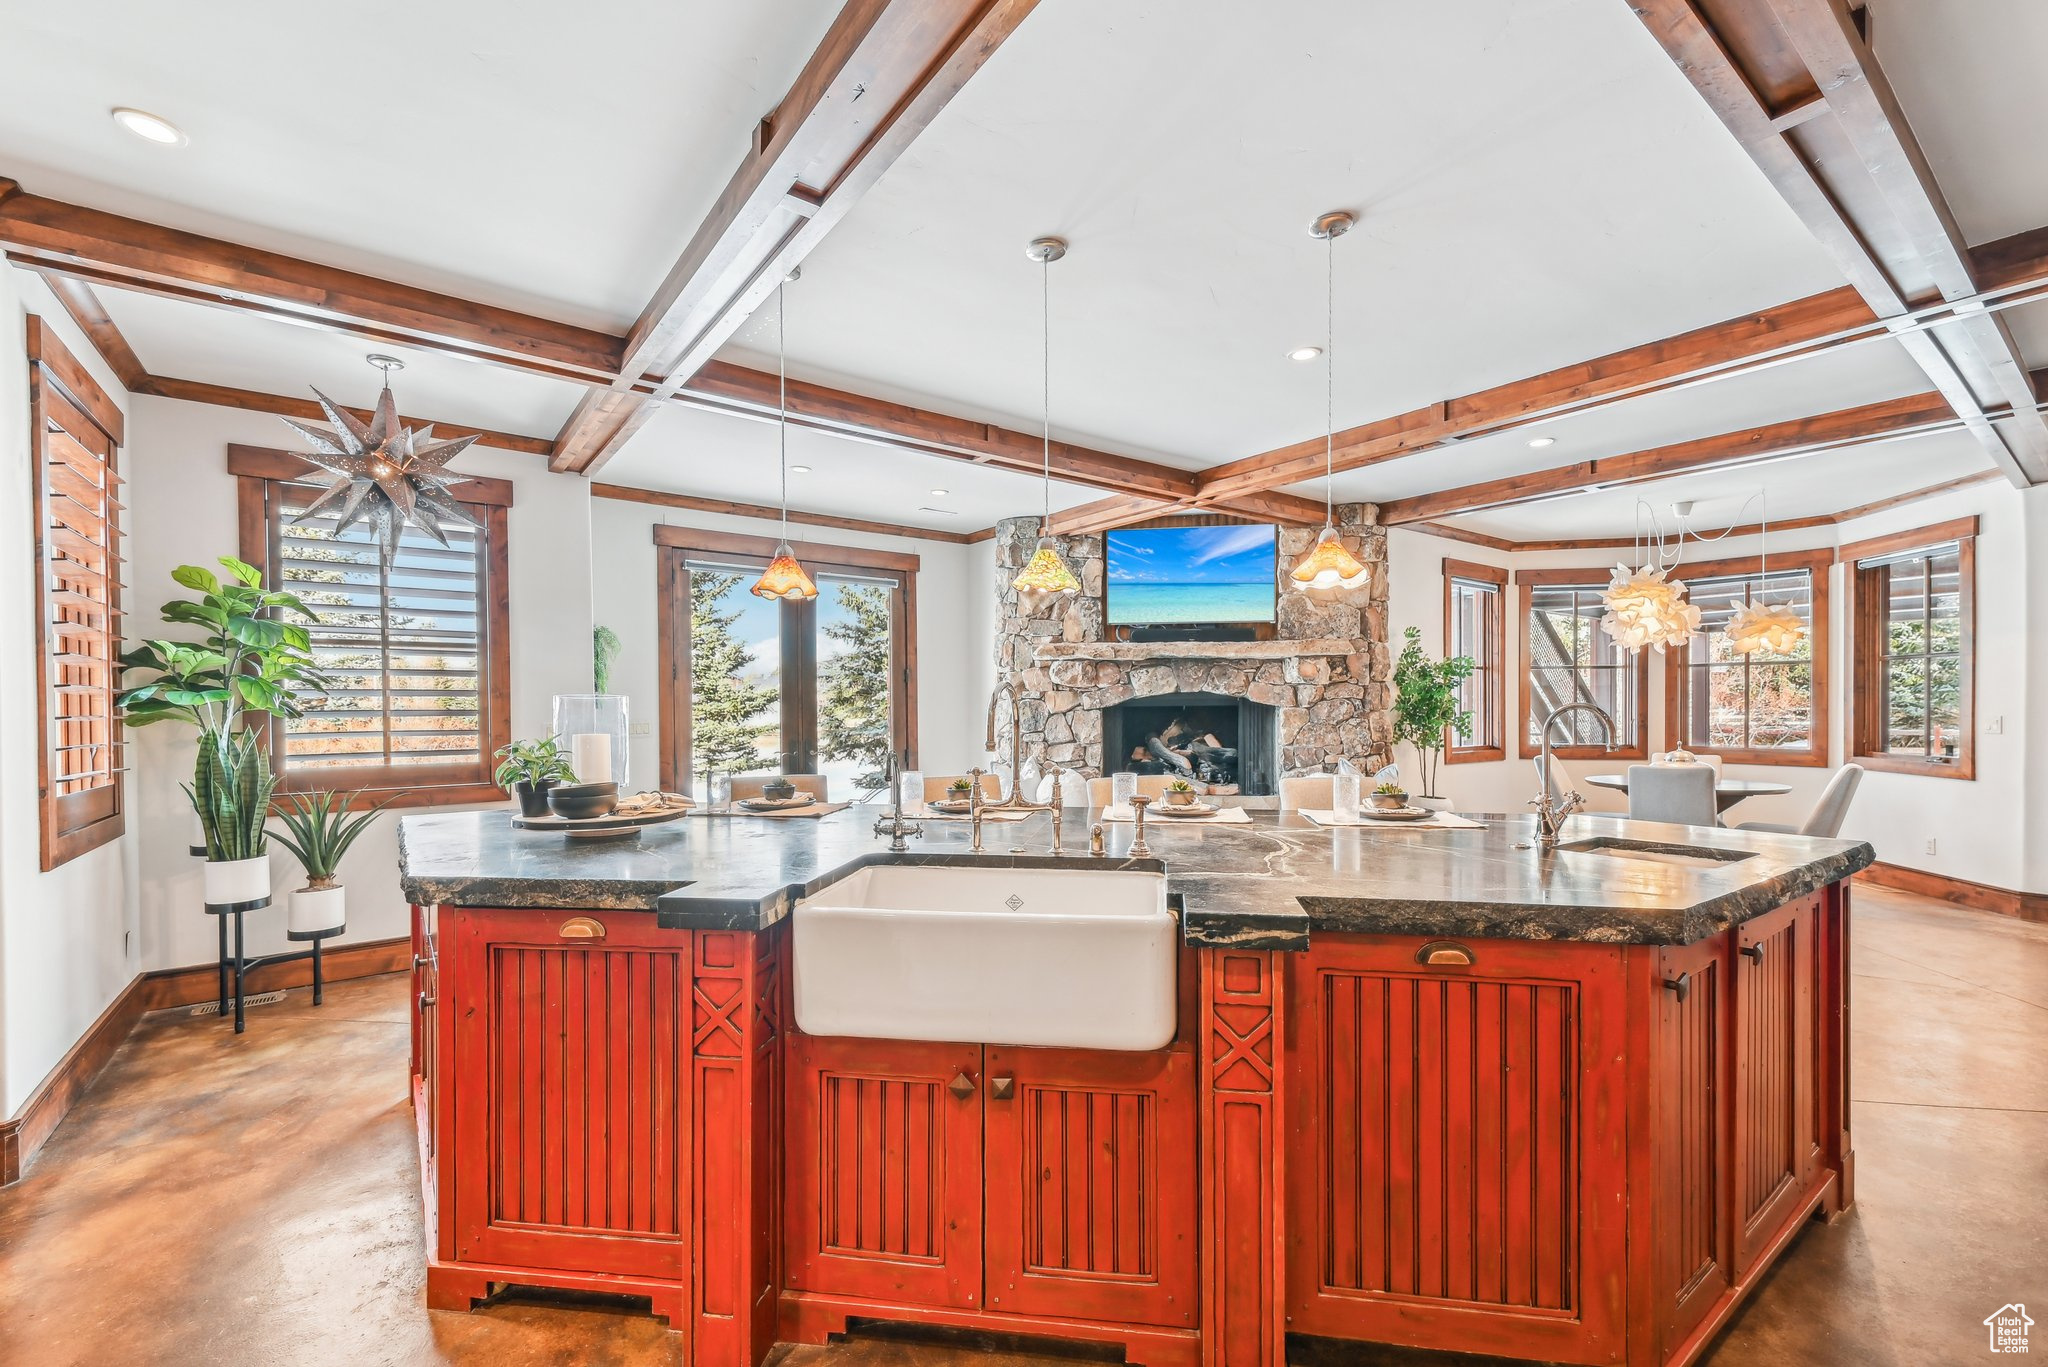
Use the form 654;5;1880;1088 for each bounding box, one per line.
189;991;287;1018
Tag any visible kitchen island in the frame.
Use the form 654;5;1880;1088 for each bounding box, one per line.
399;806;1870;1367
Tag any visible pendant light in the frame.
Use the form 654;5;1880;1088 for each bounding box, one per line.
1010;236;1082;604
751;269;817;602
1600;500;1702;653
1289;211;1371;592
1724;491;1806;654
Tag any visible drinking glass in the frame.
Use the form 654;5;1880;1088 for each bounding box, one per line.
710;774;732;812
900;768;923;811
1112;772;1137;812
1332;772;1361;823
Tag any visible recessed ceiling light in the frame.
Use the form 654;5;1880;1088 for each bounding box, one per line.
1287;346;1323;362
112;107;186;146
1527;436;1556;448
789;464;811;474
929;488;949;497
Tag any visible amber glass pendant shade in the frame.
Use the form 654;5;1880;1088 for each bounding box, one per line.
1012;538;1081;599
1289;526;1369;591
751;544;818;601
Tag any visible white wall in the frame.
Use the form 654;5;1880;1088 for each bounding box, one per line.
0;270;141;1116
124;397;593;973
587;496;991;786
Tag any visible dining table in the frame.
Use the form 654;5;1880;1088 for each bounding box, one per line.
1583;771;1792;816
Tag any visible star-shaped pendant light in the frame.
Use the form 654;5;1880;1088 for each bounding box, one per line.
280;355;481;568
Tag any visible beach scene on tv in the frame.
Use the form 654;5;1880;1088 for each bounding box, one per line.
1105;524;1278;625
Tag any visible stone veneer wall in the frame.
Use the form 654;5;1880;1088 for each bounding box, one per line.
991;505;1393;780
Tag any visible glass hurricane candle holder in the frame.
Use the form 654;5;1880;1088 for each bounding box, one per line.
552;693;629;788
1332;772;1362;822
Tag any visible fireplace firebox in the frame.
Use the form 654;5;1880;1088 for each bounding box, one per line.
1100;691;1277;796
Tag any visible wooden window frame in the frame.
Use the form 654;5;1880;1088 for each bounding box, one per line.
1516;567;1651;762
29;318;127;868
654;525;919;794
1443;558;1507;764
232;444;513;809
1844;516;1976;781
1661;547;1834;768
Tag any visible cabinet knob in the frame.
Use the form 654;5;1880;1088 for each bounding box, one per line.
1740;942;1766;965
947;1072;975;1101
989;1076;1015;1101
1417;940;1475;967
559;916;606;940
1663;971;1692;1002
417;989;436;1012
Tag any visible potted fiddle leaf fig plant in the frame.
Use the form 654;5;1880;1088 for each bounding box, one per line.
268;791;390;936
1390;625;1475;810
117;558;327;906
494;736;578;817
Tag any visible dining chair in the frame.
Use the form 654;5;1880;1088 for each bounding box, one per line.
1278;776;1333;811
922;773;1003;801
1626;764;1716;827
1085;774;1177;807
728;774;830;801
1737;764;1864;837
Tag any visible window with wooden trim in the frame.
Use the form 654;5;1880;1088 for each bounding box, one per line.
1444;559;1506;763
1847;517;1975;779
1664;549;1831;766
656;526;917;800
29;319;126;868
1518;570;1649;759
233;445;512;807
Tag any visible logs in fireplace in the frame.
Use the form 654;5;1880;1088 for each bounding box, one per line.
1100;691;1277;796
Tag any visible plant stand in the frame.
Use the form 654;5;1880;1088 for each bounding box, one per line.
204;898;343;1033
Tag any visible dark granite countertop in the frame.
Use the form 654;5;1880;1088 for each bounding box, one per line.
397;807;1872;949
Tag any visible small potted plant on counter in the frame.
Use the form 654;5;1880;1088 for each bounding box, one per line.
1391;625;1474;811
117;557;327;907
1164;778;1197;807
495;736;577;817
268;791;389;937
948;777;974;799
1371;780;1409;810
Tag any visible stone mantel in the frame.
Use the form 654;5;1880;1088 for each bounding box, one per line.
1036;638;1359;664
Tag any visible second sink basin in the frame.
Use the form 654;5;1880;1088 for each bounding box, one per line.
792;864;1177;1051
1555;836;1758;870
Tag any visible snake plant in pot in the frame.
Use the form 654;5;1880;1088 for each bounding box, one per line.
269;791;389;936
116;557;327;906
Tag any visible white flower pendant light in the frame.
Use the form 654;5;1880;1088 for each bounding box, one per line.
1600;500;1699;653
1289;211;1370;592
1010;236;1082;605
1724;490;1807;654
751;272;817;602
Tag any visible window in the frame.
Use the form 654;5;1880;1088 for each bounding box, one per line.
29;319;126;868
656;527;916;800
1847;517;1975;779
1665;549;1831;766
1518;569;1648;759
1443;558;1506;762
234;445;512;806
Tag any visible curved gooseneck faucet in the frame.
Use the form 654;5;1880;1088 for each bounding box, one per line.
1531;702;1616;848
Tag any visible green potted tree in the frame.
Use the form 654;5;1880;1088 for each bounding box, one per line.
118;558;327;906
1390;625;1475;810
269;791;390;936
494;737;578;817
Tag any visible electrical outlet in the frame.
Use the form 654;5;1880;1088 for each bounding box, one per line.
1925;838;1938;857
629;721;651;737
1986;716;2005;735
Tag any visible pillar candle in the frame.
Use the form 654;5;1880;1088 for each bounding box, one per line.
571;732;612;785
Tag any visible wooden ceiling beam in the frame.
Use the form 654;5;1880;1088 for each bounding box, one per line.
1626;0;2046;489
549;0;1044;475
36;271;146;389
1377;378;2034;525
590;482;980;544
132;376;556;456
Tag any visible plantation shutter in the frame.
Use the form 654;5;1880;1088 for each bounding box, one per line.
30;318;127;868
249;466;510;804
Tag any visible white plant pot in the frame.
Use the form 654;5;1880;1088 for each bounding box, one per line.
1414;795;1453;812
289;885;348;937
188;810;207;856
202;855;272;906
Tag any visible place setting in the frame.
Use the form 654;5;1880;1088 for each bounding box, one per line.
696;776;850;820
1299;771;1484;832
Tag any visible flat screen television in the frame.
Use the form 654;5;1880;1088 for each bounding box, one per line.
1104;524;1278;626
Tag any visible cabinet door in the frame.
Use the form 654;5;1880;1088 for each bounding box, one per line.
784;1033;984;1309
1652;936;1732;1351
412;903;440;1155
447;907;688;1278
983;1045;1199;1329
1732;896;1822;1274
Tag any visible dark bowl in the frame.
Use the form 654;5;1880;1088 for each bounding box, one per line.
547;781;620;821
761;780;797;801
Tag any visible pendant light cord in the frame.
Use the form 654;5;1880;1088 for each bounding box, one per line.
778;278;789;543
1324;227;1335;525
1040;251;1052;531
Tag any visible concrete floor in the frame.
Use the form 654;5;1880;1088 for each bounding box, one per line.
0;884;2041;1367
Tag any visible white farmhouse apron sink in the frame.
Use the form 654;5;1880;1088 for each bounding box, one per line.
791;865;1177;1051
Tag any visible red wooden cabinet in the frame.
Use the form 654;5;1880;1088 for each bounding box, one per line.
444;906;690;1281
783;1033;1200;1333
1283;936;1632;1364
1648;932;1732;1353
1730;894;1823;1276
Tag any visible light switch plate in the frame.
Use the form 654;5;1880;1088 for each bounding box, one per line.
1925;838;1938;856
1986;716;2005;735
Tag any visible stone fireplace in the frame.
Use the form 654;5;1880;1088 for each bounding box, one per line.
991;505;1393;788
1101;690;1277;794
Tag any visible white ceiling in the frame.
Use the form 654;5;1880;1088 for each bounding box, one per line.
0;0;840;329
0;0;2035;540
